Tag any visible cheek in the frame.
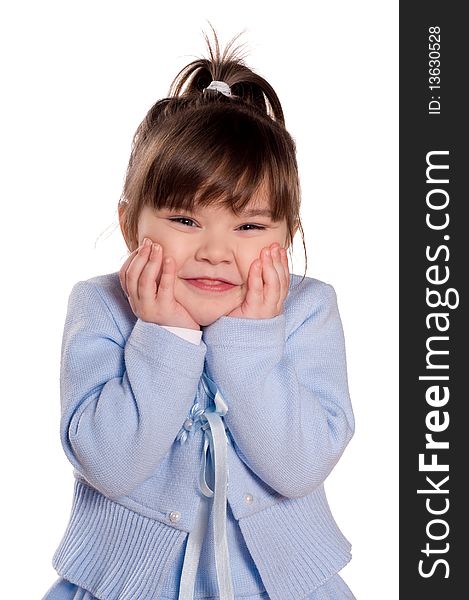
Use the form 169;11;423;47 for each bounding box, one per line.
153;239;185;269
239;240;272;283
238;247;262;279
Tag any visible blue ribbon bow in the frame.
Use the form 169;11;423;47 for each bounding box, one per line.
177;370;234;600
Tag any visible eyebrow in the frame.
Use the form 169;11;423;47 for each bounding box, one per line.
239;208;273;218
166;207;274;219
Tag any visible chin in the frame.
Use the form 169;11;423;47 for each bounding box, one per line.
175;284;245;327
193;311;227;327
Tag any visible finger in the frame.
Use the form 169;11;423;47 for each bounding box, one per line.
277;247;290;311
270;244;288;289
155;255;176;306
281;245;291;292
273;245;290;301
119;248;139;296
245;258;263;306
138;243;163;304
280;248;291;291
280;246;290;277
126;239;152;301
261;247;281;306
269;245;287;309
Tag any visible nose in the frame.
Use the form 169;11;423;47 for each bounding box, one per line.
194;233;234;264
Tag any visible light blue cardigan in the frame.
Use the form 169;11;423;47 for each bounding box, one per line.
51;271;355;600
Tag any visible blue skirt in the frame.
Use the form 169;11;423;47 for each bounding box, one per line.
41;572;355;600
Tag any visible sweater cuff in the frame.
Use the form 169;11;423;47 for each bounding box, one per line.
202;313;286;348
128;318;206;377
160;325;202;345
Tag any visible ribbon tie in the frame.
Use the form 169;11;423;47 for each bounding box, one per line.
177;371;234;600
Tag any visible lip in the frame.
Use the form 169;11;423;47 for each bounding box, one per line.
184;278;238;293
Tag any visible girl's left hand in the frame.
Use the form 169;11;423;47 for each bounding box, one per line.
226;242;290;319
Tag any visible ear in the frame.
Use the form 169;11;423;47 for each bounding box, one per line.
118;202;124;222
285;220;299;249
292;220;299;239
118;204;133;252
118;202;131;246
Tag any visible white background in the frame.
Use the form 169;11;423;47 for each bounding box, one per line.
0;2;398;598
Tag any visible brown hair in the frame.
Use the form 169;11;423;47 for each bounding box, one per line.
118;22;307;282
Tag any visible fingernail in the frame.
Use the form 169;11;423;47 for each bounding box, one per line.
143;238;151;247
265;249;270;257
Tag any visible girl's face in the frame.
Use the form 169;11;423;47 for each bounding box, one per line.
135;201;294;327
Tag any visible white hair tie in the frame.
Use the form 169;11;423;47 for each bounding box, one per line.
203;80;232;97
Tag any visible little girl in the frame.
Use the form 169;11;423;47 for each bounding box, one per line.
42;26;356;600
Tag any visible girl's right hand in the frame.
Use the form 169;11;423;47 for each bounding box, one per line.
119;238;201;330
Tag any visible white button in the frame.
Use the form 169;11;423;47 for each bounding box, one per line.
244;493;254;504
169;511;181;523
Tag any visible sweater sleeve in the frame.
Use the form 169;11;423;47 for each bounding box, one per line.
59;280;207;500
160;325;202;345
201;283;355;499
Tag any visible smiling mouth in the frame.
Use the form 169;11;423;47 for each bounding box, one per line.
184;279;238;293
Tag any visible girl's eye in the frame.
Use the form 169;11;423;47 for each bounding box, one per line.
238;224;266;231
169;217;197;227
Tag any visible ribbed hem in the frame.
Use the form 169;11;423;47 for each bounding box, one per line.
237;485;352;600
52;480;187;600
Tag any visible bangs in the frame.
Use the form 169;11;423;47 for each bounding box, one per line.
139;104;297;223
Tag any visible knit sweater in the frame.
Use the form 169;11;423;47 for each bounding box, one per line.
51;271;355;600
